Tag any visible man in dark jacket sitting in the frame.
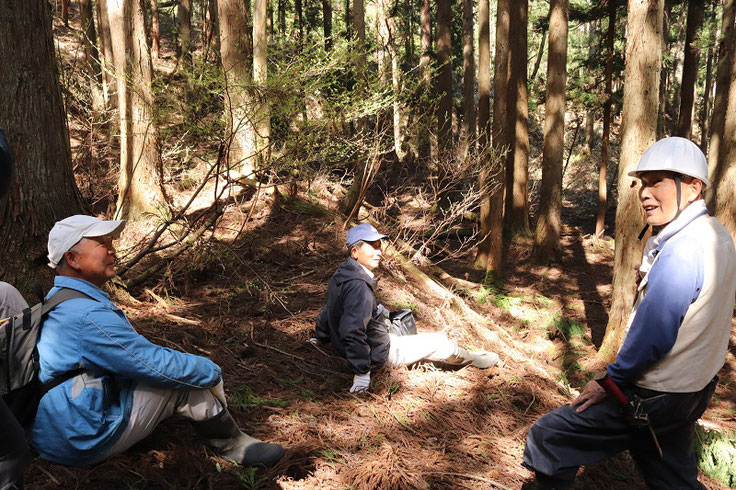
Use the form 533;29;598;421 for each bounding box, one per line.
314;223;499;393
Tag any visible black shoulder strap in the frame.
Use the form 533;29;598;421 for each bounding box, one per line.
40;288;94;315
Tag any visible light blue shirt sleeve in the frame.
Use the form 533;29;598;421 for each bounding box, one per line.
607;236;704;387
80;304;222;389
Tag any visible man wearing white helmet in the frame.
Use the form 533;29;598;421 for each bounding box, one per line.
522;137;736;489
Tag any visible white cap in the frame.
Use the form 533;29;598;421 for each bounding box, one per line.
628;136;710;188
47;215;125;268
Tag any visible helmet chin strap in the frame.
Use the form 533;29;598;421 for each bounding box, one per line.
638;174;684;241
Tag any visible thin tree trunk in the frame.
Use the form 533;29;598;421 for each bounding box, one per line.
461;0;475;157
178;0;193;66
279;0;287;38
62;0;70;26
596;0;617;238
218;0;256;178
253;0;270;168
343;0;351;39
699;40;713;153
476;0;508;271
418;0;432;160
97;0;117;109
706;0;735;191
150;0;160;59
80;0;105;114
530;26;546;81
295;0;304;45
323;0;333;50
534;0;568;262
353;0;365;85
108;0;166;220
0;0;83;286
436;0;452;152
504;0;530;235
600;0;664;359
676;0;704;138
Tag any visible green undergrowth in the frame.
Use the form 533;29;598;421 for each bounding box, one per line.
695;425;736;487
230;385;290;410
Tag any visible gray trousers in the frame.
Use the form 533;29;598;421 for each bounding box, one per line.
0;282;30;490
100;384;225;462
385;332;457;367
522;378;717;489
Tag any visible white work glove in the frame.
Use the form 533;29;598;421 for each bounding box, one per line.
349;372;371;393
210;379;227;408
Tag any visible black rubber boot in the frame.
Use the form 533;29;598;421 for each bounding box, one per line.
193;409;285;467
534;472;574;490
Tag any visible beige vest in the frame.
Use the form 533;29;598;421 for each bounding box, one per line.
626;215;736;392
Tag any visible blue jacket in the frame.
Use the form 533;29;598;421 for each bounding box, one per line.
315;258;391;375
30;276;221;466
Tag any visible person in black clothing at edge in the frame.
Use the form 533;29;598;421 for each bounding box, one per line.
312;223;499;393
0;129;31;490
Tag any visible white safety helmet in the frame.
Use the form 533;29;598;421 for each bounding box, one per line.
628;136;710;188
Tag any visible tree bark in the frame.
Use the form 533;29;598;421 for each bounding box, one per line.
600;0;664;360
279;0;287;38
150;0;161;58
436;0;452;153
61;0;70;26
97;0;117;109
418;0;432;160
108;0;166;220
178;0;193;66
596;0;617;238
675;0;704;138
699;39;713;153
711;26;736;239
706;0;735;189
534;0;568;262
295;0;304;45
323;0;333;50
218;0;256;178
504;0;530;235
0;0;83;287
353;0;366;85
476;0;508;271
80;0;105;114
461;0;475;157
253;0;270;169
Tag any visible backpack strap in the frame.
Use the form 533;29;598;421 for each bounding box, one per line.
35;287;96;397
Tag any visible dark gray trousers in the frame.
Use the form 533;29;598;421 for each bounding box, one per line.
522;378;717;489
0;398;31;490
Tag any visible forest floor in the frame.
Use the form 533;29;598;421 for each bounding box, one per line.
23;178;736;490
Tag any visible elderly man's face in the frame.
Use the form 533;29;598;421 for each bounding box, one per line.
637;171;702;226
64;236;117;288
351;239;383;271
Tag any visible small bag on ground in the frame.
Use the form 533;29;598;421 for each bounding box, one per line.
388;309;417;336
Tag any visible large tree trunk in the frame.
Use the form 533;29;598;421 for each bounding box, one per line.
150;0;161;59
323;0;333;50
534;0;568;262
596;0;617;238
418;0;432;160
675;0;704;138
253;0;270;169
218;0;256;178
0;0;83;287
178;0;193;67
97;0;117;109
706;0;735;188
80;0;105;114
108;0;166;220
436;0;452;152
711;28;736;239
504;0;530;235
476;0;508;271
600;0;664;359
460;0;475;158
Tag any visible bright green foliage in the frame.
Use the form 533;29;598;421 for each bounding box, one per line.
695;425;736;487
230;385;289;410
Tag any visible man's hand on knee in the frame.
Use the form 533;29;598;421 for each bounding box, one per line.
570;380;607;413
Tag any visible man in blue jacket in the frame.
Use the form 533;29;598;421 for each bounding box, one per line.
29;215;285;467
522;137;736;489
314;223;499;393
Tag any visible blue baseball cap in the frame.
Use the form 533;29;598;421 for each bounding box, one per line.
346;223;388;248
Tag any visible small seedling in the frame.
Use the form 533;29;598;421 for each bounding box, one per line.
232;467;266;490
231;385;289;410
